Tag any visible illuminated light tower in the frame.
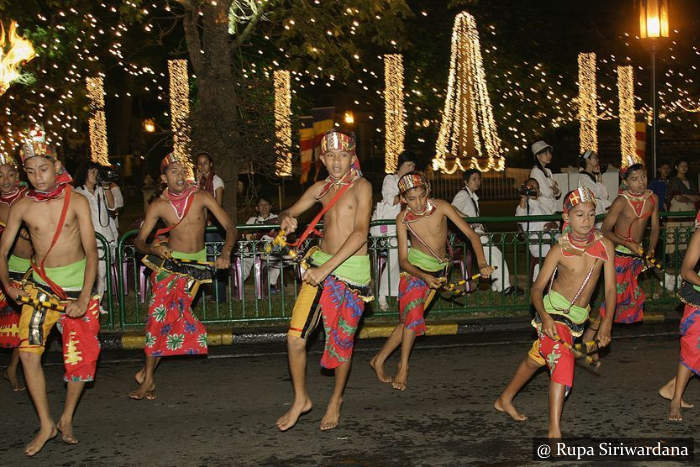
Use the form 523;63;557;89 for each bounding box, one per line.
433;12;504;174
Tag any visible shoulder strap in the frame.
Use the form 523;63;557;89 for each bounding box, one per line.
154;191;196;241
31;186;72;299
288;179;355;248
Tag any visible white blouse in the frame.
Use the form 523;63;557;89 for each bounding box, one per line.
577;172;611;215
529;165;560;213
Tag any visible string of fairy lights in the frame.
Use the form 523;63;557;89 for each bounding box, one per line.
0;3;698;168
168;59;193;177
85;76;109;166
433;12;504;174
273;69;292;177
617;65;639;165
383;54;404;174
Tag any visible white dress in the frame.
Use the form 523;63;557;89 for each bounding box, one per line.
375;174;402;302
529;165;560;213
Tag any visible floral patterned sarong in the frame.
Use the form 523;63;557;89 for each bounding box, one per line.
599;251;645;323
680;304;700;375
528;322;575;391
0;291;19;348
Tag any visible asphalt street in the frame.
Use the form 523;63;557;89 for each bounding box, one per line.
0;325;697;466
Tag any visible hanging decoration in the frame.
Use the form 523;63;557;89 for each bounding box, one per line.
168;59;193;177
617;65;640;167
274;70;292;177
577;52;598;153
384;54;405;174
86;76;109;166
433;12;504;174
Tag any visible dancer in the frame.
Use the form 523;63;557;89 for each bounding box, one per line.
129;154;236;400
0;159;31;391
494;188;615;438
370;172;493;390
0;139;100;455
275;130;372;432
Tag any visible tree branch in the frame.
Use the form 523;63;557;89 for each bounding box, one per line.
182;7;203;74
231;0;277;50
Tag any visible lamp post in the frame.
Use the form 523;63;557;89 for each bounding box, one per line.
638;0;669;176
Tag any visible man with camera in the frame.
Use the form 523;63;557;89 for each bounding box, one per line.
75;162;119;297
515;178;559;281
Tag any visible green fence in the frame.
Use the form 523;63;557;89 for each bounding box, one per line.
97;211;695;330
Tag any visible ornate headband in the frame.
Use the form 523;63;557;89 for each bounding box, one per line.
563;187;596;213
320;130;355;155
398;172;429;194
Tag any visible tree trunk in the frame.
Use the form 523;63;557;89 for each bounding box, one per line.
182;0;241;223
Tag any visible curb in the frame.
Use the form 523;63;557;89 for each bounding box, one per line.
97;312;667;350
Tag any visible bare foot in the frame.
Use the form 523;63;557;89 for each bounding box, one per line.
494;396;528;421
56;418;79;445
128;381;156;401
276;397;312;432
369;355;391;384
320;397;343;431
548;429;562;439
669;403;683;422
659;381;694;408
392;364;408;391
2;368;25;391
24;424;57;457
134;368;145;385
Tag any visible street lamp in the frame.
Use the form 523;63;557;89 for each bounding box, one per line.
638;0;669;175
143;118;156;133
343;111;354;125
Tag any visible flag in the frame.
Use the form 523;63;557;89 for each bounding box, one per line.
299;116;314;184
635;121;646;166
311;106;335;181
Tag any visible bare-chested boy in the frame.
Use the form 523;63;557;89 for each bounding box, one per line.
0;140;100;456
661;209;700;421
129;154;236;400
588;163;659;329
494;188;616;438
370;172;493;390
0;160;32;391
275;130;372;432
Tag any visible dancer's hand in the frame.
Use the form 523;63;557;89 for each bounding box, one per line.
479;263;494;278
7;284;26;305
302;267;328;287
597;322;612;348
279;215;298;234
154;244;172;259
422;274;445;289
65;297;89;318
541;315;559;341
215;255;230;269
625;241;643;256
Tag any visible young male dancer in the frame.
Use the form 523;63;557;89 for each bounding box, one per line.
663;210;700;421
0;159;32;391
129;154;236;400
494;188;616;438
275;130;372;432
370;172;493;390
0;140;99;455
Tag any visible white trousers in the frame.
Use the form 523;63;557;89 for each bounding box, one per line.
378;238;400;302
241;257;281;286
480;235;511;291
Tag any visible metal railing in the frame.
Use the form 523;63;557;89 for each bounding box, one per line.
95;211;695;330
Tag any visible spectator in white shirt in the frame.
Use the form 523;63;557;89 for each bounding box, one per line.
577;150;611;226
452;169;521;295
515;178;559;280
75;162;117;296
242;197;280;292
529;140;561;213
372;151;416;311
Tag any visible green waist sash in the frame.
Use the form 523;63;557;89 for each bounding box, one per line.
172;249;207;262
309;248;371;287
9;255;31;274
32;257;86;291
408;247;448;272
543;290;590;325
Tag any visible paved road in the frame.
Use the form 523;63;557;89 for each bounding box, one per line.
1;328;697;466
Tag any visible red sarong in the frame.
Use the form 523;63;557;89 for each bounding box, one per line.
144;272;208;357
398;273;435;336
529;322;575;391
599;255;645;323
679;304;700;375
0;291;20;348
318;276;365;369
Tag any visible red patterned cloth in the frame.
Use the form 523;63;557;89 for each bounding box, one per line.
679;304;700;375
598;254;645;323
529;322;575;391
0;291;19;348
398;273;437;337
318;276;366;369
144;271;208;357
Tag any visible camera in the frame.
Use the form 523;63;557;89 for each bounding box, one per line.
518;185;537;197
97;166;120;184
